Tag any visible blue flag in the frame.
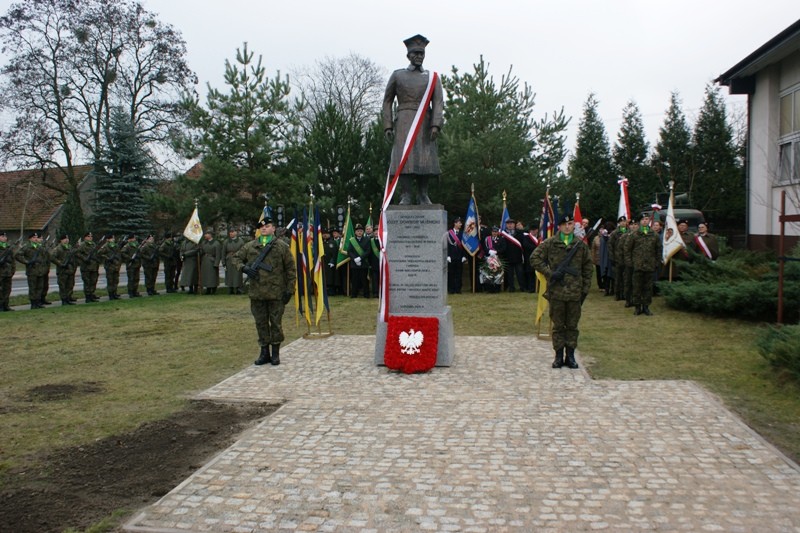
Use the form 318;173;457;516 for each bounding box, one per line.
462;195;481;256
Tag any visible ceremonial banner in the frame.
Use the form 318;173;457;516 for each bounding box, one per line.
617;177;631;221
462;194;481;256
662;187;686;263
182;207;203;244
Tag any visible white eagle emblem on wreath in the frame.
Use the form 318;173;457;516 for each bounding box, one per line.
399;329;424;355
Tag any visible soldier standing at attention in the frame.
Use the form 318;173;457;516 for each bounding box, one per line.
159;232;179;293
49;233;78;305
179;235;201;294
0;231;16;311
75;231;101;303
531;214;593;369
99;234;122;300
627;213;662;316
608;216;628;302
121;233;142;298
621;218;638;308
223;228;245;294
16;231;50;309
200;229;222;295
233;218;296;366
140;233;160;296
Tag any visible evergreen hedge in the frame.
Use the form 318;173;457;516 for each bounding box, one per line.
658;246;800;324
757;325;800;382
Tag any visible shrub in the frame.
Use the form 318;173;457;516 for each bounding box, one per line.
757;325;800;382
659;245;800;323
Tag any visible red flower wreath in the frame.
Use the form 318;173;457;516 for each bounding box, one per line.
384;315;439;374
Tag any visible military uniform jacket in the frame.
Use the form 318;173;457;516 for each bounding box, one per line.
121;242;141;268
158;240;179;263
0;243;17;277
531;234;593;302
233;237;296;300
382;65;444;176
348;236;371;270
140;241;160;267
99;242;122;270
16;243;50;276
50;244;78;273
627;228;662;272
223;237;245;269
75;240;100;272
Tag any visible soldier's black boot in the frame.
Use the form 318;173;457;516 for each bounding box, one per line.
228;287;234;295
62;299;74;305
634;305;642;315
398;175;413;205
417;176;432;205
552;348;564;369
642;305;652;316
254;346;270;366
565;347;579;369
270;344;281;366
30;300;41;309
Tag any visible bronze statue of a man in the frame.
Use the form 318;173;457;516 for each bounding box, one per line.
382;34;444;205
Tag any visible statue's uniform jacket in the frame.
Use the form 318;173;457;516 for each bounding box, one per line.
382;65;444;176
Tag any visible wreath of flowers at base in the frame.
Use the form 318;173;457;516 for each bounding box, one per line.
384;315;439;374
479;250;505;285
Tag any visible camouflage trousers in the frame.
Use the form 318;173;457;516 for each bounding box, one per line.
632;269;655;306
126;265;141;293
81;269;99;297
26;273;47;302
143;265;159;292
548;299;582;351
250;299;287;346
57;268;76;300
1;274;11;308
105;267;120;294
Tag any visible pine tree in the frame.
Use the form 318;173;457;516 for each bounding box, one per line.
613;100;656;213
567;93;617;220
90;107;153;237
173;42;302;226
692;84;745;230
652;91;693;195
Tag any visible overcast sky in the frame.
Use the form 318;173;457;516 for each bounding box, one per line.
2;0;799;156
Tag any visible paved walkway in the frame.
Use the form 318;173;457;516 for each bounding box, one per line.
125;336;800;532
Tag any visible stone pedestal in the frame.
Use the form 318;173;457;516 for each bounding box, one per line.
374;205;454;367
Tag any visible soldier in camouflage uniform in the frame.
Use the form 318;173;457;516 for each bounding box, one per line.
233;218;296;366
121;234;142;298
531;214;593;369
15;231;50;309
49;234;78;305
0;231;18;311
140;234;160;296
75;231;101;303
621;218;638;308
607;216;628;301
99;234;123;300
627;213;662;316
159;233;180;293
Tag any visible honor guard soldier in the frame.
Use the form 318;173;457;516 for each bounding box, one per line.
16;231;50;309
233;218;296;366
180;235;201;293
0;231;18;311
49;233;78;305
531;214;593;369
75;231;101;302
121;233;142;297
159;232;180;293
99;234;122;300
140;234;160;295
223;228;245;294
627;213;662;316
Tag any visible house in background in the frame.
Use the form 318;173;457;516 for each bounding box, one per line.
716;19;800;251
0;165;94;242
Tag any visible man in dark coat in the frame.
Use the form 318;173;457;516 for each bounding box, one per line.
500;218;525;292
223;228;245;294
382;34;444;205
446;217;466;294
531;214;593;369
348;224;371;298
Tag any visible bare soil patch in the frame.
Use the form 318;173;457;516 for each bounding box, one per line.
0;399;280;532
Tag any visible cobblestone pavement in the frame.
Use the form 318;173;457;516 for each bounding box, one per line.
125;336;800;532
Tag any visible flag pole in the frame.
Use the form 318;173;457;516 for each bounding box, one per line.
194;198;202;295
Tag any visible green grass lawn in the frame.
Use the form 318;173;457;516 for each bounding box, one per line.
2;287;798;481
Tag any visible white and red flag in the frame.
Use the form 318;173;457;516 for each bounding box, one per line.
617;177;631;221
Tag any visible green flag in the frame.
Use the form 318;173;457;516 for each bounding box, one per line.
336;206;355;268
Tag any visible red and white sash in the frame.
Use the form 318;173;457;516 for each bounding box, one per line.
378;70;439;323
694;235;713;259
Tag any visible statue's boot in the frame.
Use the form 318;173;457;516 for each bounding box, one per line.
417;176;432;205
399;175;413;205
